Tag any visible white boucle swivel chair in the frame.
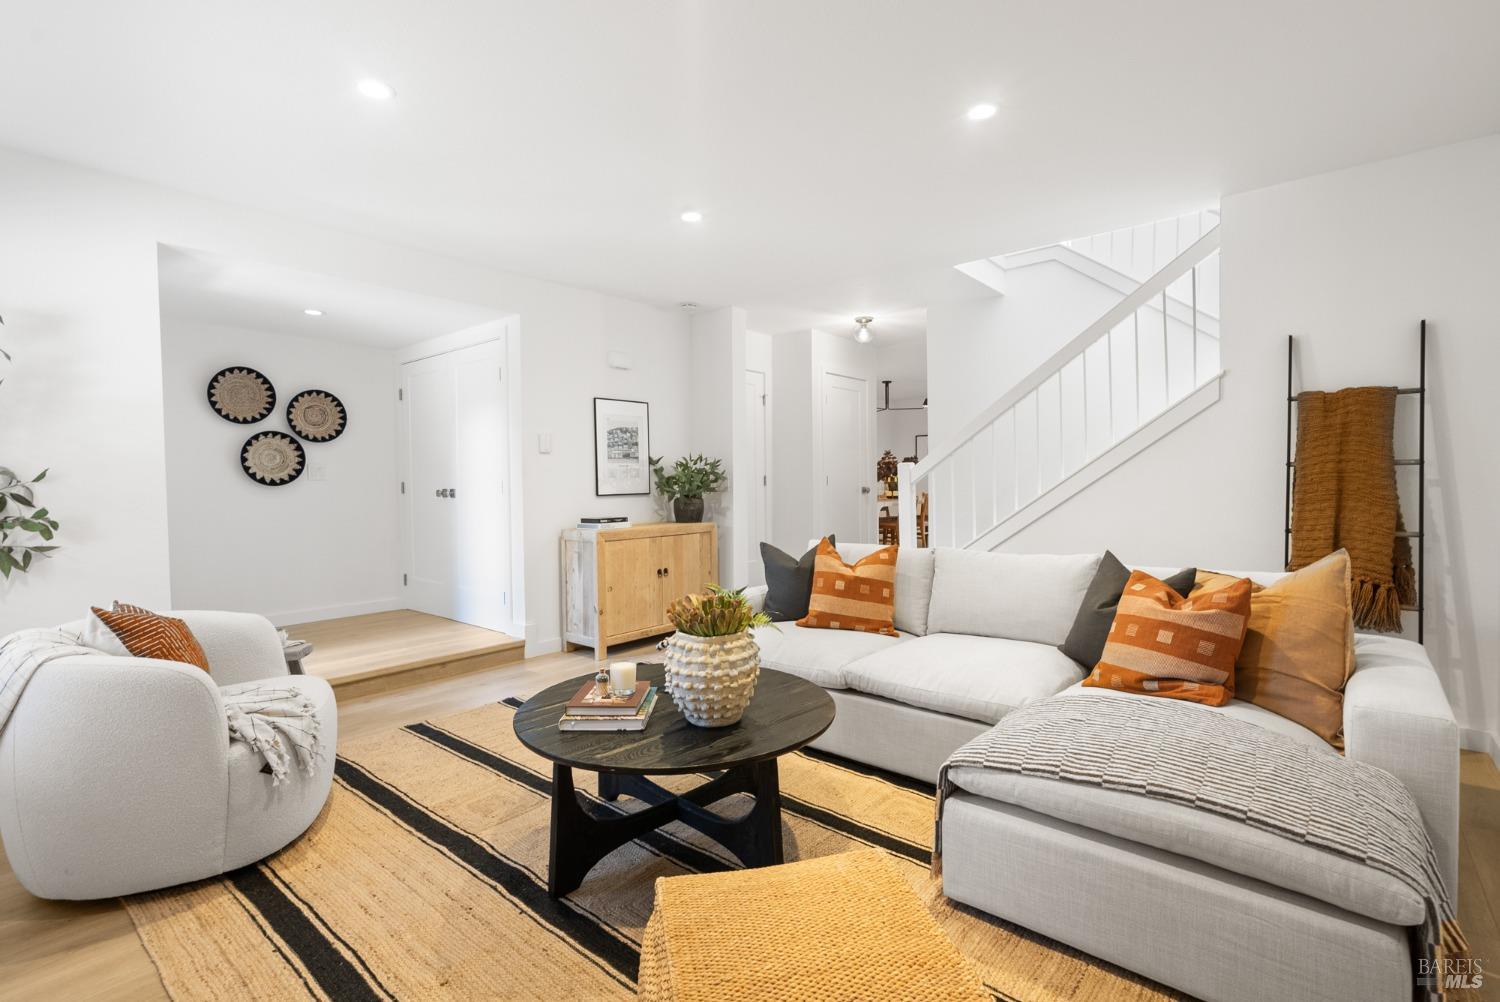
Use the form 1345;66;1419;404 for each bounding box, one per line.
0;610;336;899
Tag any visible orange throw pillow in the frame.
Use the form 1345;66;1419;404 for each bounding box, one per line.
796;539;898;636
91;604;211;672
1082;570;1252;706
1194;551;1355;746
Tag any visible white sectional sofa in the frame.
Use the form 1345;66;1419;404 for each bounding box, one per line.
746;543;1459;1002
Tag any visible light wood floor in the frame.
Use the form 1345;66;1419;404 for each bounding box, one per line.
2;642;1498;1001
287;609;525;698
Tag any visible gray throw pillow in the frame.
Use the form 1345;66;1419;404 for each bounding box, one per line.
1058;550;1196;668
760;536;833;621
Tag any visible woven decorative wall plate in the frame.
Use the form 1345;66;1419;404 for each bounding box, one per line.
286;389;347;442
241;432;306;486
207;366;276;423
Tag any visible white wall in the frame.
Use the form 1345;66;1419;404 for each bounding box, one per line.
160;319;399;624
688;307;748;587
927;260;1120;449
744;330;774;585
992;135;1500;754
0;147;692;654
877;405;927;464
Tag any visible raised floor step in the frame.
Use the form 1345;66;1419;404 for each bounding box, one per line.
286;609;524;700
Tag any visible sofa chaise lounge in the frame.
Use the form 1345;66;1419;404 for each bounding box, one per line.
745;543;1458;1002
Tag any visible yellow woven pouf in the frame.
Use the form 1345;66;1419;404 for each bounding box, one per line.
637;849;990;1002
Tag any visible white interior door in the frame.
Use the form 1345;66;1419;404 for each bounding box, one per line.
744;369;769;585
822;372;869;544
399;338;511;631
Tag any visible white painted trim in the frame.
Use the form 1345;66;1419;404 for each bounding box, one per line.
266;597;402;628
964;373;1223;551
916;225;1221;480
1000;244;1219;336
395;316;516;365
525;634;564;658
1462;727;1500;767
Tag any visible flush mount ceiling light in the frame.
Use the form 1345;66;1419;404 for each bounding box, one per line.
965;102;998;122
302;308;324;317
357;78;396;101
680;210;704;223
854;316;875;344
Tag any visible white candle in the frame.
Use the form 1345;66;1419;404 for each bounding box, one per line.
608;661;637;697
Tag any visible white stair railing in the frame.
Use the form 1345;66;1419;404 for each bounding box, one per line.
900;224;1222;551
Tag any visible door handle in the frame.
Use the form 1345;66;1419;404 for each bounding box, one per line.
861;486;872;494
450;488;457;498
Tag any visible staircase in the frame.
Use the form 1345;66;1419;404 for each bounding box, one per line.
900;217;1222;550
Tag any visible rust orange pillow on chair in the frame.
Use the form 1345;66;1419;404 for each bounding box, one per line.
90;603;211;672
1082;570;1252;706
796;538;898;636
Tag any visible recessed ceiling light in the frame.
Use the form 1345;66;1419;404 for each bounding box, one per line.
680;210;704;223
303;308;324;317
965;103;998;122
357;79;396;101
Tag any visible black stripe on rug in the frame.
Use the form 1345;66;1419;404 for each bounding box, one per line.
333;757;640;985
796;745;939;795
262;863;398;1001
408;721;733;877
225;881;321;1001
502;696;525;708
229;866;386;1002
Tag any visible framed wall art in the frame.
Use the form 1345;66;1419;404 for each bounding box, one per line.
593;397;650;496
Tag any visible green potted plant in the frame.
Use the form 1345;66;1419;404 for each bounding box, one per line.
661;585;774;727
650;453;726;523
0;313;61;578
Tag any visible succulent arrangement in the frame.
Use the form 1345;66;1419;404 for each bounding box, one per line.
666;584;774;637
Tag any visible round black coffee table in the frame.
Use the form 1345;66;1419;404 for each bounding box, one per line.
513;663;835;897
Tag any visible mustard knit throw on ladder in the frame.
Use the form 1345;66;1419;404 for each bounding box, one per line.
1291;386;1416;631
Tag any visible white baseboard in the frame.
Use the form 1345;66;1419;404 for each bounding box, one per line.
525;635;563;658
265;598;403;628
1461;727;1500;767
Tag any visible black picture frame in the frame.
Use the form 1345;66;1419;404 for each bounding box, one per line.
593;397;651;496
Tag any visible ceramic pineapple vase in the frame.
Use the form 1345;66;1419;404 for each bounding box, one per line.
661;630;760;727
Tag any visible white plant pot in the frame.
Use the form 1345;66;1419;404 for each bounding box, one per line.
661;630;760;728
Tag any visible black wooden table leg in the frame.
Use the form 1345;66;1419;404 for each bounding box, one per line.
746;757;785;866
597;772;621;802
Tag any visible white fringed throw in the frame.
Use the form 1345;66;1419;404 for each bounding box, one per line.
223;684;322;784
0;628;98;732
934;690;1466;1002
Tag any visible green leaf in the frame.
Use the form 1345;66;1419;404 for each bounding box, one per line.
0;551;12;578
33;469;48;483
31;508;47;519
20;550;31;570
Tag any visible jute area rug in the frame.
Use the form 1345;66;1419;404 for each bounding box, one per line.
124;698;1178;1001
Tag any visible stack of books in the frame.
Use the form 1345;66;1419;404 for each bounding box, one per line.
558;680;658;731
577;516;631;531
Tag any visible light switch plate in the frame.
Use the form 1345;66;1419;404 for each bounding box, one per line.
538;433;553;454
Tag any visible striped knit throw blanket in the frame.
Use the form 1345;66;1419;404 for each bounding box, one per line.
934;691;1465;1001
1292;385;1416;631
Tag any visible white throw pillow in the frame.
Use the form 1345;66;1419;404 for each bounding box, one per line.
76;608;131;656
926;549;1102;645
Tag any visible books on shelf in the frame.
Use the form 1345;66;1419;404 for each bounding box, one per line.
559;687;658;731
577;516;631;531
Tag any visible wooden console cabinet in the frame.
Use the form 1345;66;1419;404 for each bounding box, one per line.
561;522;718;660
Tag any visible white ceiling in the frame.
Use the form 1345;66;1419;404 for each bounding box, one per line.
157;245;503;348
4;1;1499;331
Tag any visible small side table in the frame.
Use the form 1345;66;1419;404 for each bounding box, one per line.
282;639;313;675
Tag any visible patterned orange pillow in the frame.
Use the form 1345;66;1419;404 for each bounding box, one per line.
796;539;898;636
91;603;211;673
1082;570;1251;706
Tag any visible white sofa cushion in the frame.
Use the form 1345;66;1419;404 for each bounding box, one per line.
843;633;1084;724
750;622;910;689
945;766;1422;927
814;541;936;636
926;549;1101;644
